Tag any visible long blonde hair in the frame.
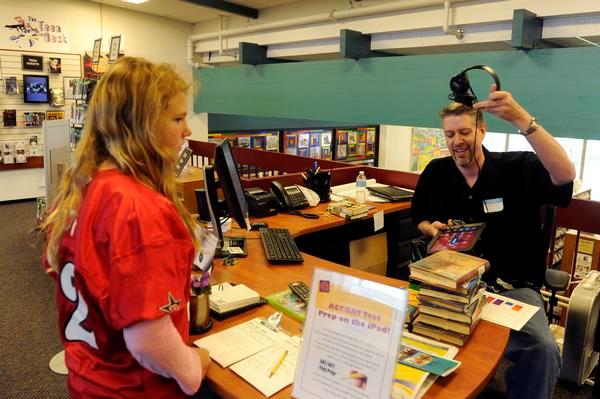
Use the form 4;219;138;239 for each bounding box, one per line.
42;57;198;271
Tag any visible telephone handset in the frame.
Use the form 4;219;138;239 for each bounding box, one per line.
270;181;310;210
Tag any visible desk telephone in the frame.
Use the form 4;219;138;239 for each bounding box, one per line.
270;181;310;210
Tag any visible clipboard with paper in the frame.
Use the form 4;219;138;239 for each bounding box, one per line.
193;314;301;397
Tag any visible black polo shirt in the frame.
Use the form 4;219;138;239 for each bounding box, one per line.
411;147;573;288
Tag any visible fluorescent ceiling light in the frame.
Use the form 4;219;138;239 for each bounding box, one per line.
122;0;149;4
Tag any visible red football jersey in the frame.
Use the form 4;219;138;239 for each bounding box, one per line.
52;169;195;398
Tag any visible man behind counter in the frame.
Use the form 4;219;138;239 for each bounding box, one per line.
411;85;576;399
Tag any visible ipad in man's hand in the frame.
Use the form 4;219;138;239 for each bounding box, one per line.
427;222;486;254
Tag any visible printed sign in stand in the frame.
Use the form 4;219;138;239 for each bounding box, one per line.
293;268;408;399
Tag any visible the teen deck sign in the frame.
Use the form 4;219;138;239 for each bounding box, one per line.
2;8;69;52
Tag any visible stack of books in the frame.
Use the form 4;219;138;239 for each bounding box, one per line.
409;250;489;346
326;200;369;220
209;282;261;314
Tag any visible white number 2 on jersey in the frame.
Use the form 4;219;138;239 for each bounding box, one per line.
60;262;98;349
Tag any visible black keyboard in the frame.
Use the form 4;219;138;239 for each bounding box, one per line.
259;228;304;264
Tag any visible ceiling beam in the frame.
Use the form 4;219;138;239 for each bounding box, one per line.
511;9;543;50
239;42;292;65
184;0;258;19
340;29;394;59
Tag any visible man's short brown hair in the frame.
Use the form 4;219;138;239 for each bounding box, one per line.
439;102;484;126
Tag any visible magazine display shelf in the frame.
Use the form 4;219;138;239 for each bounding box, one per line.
0;48;82;201
0;156;42;171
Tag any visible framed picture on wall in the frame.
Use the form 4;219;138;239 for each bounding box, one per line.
22;55;43;71
109;35;121;63
92;38;102;65
49;57;62;74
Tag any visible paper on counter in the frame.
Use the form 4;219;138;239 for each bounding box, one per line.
193;318;288;367
330;179;390;203
230;335;302;397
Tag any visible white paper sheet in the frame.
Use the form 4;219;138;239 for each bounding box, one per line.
230;335;302;397
480;291;540;331
193;318;288;367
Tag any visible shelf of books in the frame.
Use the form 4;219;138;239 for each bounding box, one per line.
334;127;378;166
208;131;280;152
282;129;333;160
208;125;379;166
208;131;280;177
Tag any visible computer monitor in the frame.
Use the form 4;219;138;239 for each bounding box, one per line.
213;139;249;230
200;140;250;258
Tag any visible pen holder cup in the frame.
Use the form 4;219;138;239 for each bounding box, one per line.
306;172;331;202
189;293;212;335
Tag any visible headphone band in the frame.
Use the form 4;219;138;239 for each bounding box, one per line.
448;65;501;106
459;65;501;89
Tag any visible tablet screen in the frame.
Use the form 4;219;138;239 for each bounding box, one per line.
427;223;485;253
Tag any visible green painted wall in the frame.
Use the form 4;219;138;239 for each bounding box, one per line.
195;47;600;140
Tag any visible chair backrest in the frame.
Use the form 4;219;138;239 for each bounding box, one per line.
547;198;600;283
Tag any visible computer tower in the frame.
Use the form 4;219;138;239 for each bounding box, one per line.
560;270;600;385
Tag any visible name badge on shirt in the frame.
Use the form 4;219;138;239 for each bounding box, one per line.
483;197;504;213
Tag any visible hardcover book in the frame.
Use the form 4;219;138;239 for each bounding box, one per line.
418;294;486;324
265;288;307;322
409;250;489;289
411;323;470;346
327;200;369;216
418;286;485;312
414;310;482;335
327;207;368;220
418;275;482;299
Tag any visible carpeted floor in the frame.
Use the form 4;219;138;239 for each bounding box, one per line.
0;200;593;398
0;200;67;398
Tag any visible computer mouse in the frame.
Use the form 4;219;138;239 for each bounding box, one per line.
250;222;268;230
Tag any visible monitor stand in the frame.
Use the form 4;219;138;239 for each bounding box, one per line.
214;236;248;258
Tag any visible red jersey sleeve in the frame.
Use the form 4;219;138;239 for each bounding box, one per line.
100;194;194;331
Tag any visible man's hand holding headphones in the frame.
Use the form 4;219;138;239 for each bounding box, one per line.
473;84;533;133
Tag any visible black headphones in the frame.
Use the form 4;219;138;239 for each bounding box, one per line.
448;65;501;107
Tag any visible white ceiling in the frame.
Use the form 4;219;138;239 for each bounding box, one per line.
90;0;302;23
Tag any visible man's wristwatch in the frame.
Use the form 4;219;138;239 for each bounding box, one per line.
518;117;540;136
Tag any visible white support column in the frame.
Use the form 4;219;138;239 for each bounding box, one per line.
189;112;208;141
378;125;413;172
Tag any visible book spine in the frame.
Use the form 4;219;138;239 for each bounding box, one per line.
410;271;458;289
454;264;489;286
327;208;367;220
415;314;474;335
327;202;369;216
411;324;467;346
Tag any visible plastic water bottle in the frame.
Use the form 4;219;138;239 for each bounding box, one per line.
356;171;367;204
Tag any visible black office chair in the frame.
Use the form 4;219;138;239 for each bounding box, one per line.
545;268;570;324
540;204;571;324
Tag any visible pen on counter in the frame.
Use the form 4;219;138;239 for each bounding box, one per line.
268;350;289;378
